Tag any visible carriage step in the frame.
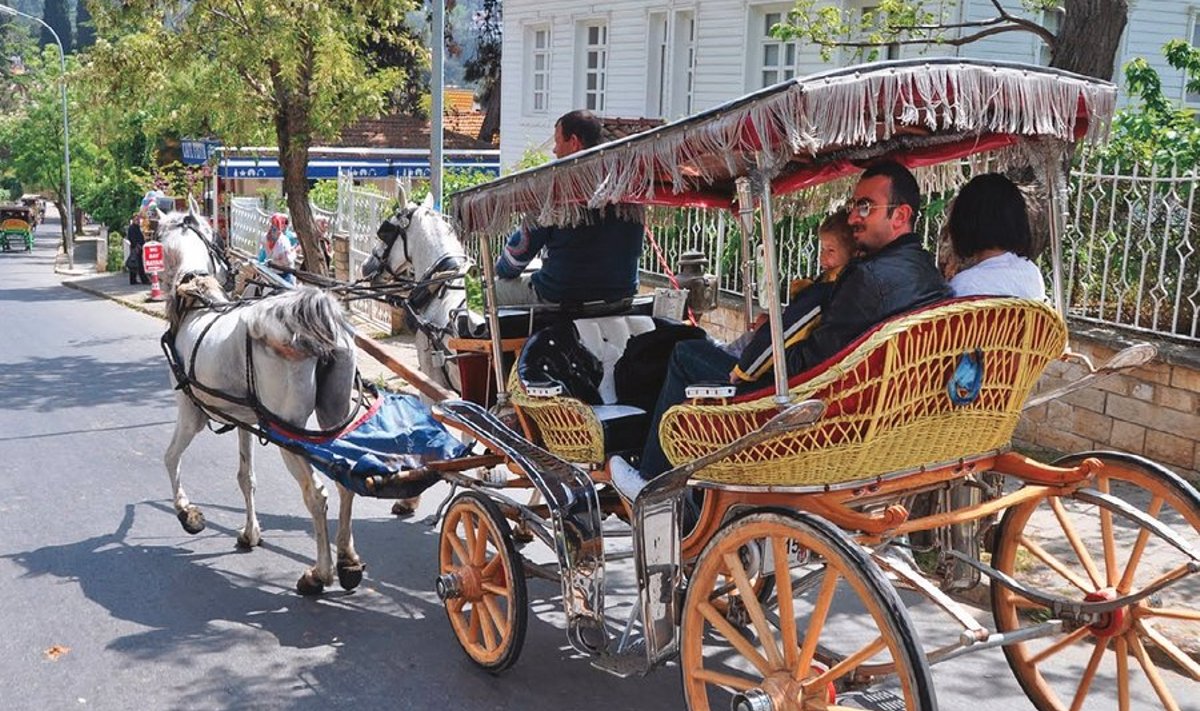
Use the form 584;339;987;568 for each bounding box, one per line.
589;640;650;678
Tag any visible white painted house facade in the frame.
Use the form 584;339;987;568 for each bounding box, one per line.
498;0;1200;168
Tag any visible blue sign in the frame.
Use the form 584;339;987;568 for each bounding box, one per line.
181;139;223;165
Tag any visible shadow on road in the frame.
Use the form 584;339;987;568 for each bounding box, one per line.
0;355;168;412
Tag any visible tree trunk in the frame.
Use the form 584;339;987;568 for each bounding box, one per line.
270;51;327;278
478;72;501;144
1051;0;1128;80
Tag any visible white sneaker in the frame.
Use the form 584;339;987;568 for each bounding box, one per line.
608;455;647;501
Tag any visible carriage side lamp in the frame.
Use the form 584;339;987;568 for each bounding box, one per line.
676;249;718;315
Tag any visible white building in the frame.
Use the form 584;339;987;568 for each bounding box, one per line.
498;0;1200;168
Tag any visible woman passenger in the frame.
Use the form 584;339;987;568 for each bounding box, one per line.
945;173;1045;300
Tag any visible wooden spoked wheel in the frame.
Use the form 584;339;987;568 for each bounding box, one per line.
437;491;528;673
991;452;1200;711
681;511;937;711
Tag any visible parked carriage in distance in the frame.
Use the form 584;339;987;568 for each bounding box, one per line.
0;204;35;252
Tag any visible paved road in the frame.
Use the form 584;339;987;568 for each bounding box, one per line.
0;211;1193;710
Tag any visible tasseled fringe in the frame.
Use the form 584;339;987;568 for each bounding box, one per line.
454;61;1115;239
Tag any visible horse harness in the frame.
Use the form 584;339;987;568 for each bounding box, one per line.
161;274;368;441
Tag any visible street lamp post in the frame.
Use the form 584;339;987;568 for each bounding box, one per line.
0;3;74;269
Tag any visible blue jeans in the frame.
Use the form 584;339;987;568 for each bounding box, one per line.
639;339;737;481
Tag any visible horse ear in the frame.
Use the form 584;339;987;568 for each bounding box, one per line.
422;193;434;210
187;194;201;216
397;184;408;207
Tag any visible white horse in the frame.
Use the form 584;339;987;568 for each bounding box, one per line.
360;196;477;394
159;211;364;595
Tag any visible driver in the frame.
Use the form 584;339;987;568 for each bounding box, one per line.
491;110;645;307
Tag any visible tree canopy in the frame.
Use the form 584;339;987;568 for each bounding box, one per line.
87;0;424;275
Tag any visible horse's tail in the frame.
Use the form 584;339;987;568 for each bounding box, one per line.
244;287;352;361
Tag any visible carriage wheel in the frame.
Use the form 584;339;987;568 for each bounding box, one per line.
991;452;1200;711
681;510;937;710
437;491;528;673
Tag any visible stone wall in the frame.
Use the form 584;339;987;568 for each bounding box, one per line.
1017;323;1200;483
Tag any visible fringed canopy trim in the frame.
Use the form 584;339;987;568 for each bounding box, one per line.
453;59;1115;239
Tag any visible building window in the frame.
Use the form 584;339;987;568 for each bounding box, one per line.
646;10;697;119
578;21;608;112
671;10;697;116
527;26;551;115
1187;12;1200;106
757;9;797;87
1036;8;1064;67
647;12;669;117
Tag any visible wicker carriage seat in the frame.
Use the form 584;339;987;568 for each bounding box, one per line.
511;315;696;464
658;298;1068;487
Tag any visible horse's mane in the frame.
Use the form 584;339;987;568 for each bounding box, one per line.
168;274;229;332
158;210;214;238
244;287;352;360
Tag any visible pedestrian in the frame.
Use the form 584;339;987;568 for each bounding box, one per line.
125;215;150;285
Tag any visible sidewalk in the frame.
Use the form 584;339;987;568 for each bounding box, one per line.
58;263;426;394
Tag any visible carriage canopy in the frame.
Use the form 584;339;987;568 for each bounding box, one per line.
451;58;1116;239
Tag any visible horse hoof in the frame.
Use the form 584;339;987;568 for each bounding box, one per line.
296;571;325;596
391;499;418;518
177;507;206;535
337;560;365;590
236;531;261;549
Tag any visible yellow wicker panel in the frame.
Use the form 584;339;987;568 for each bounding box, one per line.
508;368;607;465
659;298;1067;486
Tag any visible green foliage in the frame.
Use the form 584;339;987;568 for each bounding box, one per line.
106;229;124;273
309;179;340;211
77;168;140;232
511;147;551;173
0;47;95;216
774;0;943;63
1099;41;1200;170
410;167;496;211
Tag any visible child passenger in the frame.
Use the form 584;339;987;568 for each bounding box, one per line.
610;209;857;498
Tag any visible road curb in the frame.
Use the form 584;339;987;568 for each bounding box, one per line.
62;279;167;321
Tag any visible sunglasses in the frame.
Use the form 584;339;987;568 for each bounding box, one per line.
847;198;904;219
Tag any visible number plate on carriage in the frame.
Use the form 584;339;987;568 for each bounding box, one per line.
785;539;810;567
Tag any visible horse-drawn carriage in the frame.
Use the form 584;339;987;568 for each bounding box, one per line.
0;204;36;251
158;58;1198;711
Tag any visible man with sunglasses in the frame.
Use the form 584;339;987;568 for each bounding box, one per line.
790;160;951;368
610;160;949;500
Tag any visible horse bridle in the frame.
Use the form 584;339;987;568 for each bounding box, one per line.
370;206;417;281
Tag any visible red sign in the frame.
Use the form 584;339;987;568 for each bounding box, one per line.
142;241;165;273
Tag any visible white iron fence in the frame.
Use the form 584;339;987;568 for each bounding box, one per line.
1061;152;1199;342
335;172;402;329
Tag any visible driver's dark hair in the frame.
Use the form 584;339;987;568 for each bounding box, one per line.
556;110;603;149
948;173;1033;259
861;160;921;228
